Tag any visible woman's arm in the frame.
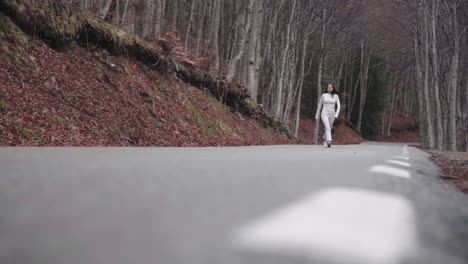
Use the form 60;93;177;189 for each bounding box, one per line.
335;95;341;118
315;94;324;119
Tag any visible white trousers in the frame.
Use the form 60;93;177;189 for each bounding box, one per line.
321;113;335;142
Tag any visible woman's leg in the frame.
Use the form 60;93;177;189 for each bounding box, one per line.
321;114;332;142
328;116;335;141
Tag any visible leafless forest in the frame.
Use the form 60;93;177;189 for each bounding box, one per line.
67;0;467;151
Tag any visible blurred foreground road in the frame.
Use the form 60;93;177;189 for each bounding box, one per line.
0;142;467;264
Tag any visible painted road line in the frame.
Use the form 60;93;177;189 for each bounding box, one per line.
233;188;419;264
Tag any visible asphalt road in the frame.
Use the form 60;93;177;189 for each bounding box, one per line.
0;143;467;264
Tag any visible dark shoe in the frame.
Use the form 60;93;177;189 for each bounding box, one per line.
327;141;331;148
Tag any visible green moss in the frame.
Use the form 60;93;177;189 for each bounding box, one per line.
218;120;240;139
17;126;29;137
47;114;66;125
68;127;78;136
16;125;44;144
0;100;9;112
206;95;228;112
183;128;195;139
182;97;195;111
187;112;218;139
91;127;103;139
0;14;28;42
30;131;44;145
0;13;38;70
157;82;172;98
1;0;83;49
84;16;152;52
186;96;242;139
181;97;223;138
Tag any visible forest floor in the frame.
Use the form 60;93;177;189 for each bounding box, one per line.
375;111;420;143
295;111;420;146
424;149;468;193
0;36;292;146
294;116;365;145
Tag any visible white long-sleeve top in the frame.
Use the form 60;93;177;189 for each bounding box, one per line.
315;93;341;119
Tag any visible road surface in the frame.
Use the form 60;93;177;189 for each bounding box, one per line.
0;143;467;264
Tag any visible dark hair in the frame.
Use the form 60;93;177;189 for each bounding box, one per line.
327;84;338;95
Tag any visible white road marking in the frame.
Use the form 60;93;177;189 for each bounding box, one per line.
233;188;419;264
393;156;410;161
386;160;411;168
369;165;411;179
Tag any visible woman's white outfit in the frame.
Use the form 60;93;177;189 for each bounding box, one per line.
315;93;341;142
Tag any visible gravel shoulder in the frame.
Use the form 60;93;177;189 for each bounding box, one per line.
423;149;468;193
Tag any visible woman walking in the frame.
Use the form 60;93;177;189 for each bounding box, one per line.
315;84;341;148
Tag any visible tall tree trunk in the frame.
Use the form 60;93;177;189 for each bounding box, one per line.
226;0;254;82
274;0;297;119
294;36;309;137
423;6;436;148
247;0;262;102
113;0;120;25
415;42;427;149
387;82;401;136
335;56;344;91
347;56;358;120
134;0;146;37
258;0;286;86
448;1;460;151
120;0;130;27
342;57;350;117
170;0;179;31
212;0;221;71
430;0;444;149
184;0;196;53
381;79;391;136
195;0;208;56
313;8;326;145
99;0;114;19
154;0;166;37
462;63;468;151
143;0;156;38
356;40;370;134
348;60;361;121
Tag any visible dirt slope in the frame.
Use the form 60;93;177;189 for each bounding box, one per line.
375;112;420;143
295;116;365;145
0;5;292;146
